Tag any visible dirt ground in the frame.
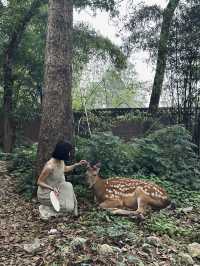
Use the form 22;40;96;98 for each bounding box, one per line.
0;160;200;266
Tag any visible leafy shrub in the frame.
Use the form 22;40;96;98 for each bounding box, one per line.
0;151;13;160
75;132;137;176
1;124;199;200
132;125;200;188
75;125;200;189
146;212;193;238
9;144;37;198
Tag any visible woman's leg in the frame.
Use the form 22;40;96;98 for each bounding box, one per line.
58;182;77;214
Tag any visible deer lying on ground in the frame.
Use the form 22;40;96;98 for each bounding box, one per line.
85;163;170;218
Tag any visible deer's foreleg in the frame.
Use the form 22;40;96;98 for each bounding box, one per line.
132;187;150;215
99;200;136;216
110;209;137;216
99;199;123;210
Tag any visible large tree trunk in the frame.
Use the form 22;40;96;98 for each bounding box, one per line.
149;0;180;114
36;0;73;174
2;0;43;152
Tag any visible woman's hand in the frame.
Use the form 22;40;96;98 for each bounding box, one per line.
53;187;60;197
77;160;88;166
64;160;88;173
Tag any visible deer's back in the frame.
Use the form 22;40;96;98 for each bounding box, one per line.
104;177;168;199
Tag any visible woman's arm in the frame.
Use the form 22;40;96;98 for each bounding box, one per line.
64;160;88;173
37;166;54;191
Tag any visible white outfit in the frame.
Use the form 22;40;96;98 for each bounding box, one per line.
37;159;78;219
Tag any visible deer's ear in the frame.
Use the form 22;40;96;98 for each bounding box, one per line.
86;162;91;169
95;162;101;169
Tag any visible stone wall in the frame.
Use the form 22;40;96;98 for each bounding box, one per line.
0;108;176;145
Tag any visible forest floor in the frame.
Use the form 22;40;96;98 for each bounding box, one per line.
0;160;200;266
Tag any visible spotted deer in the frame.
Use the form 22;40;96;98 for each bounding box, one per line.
85;163;170;217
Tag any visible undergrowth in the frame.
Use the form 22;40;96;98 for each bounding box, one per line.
0;144;37;199
75;125;200;189
0;125;200;202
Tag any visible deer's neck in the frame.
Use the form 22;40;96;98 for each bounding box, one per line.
92;176;106;203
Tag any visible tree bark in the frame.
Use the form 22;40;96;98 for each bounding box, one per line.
2;0;43;152
36;0;73;174
149;0;180;114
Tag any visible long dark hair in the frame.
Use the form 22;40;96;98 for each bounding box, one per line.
52;141;72;161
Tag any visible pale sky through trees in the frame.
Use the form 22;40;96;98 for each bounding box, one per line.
2;0;166;82
74;0;167;82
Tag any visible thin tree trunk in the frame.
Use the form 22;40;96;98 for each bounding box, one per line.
149;0;180;114
36;0;73;174
2;0;43;152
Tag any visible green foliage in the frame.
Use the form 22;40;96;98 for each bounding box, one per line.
9;144;37;198
75;132;137;176
132;125;200;188
73;64;142;111
0;1;126;128
75;125;200;189
74;0;116;12
74;24;126;70
0;150;12;160
3;125;200;200
146;212;193;238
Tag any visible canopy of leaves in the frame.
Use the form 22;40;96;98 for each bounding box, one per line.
73;63;143;110
123;3;163;57
74;0;116;12
123;0;200;150
0;0;126;122
74;23;126;70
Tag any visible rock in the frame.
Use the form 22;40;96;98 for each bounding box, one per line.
178;252;194;265
70;237;87;250
146;236;161;247
48;229;58;235
23;238;41;253
97;244;114;255
179;207;193;214
188;243;200;258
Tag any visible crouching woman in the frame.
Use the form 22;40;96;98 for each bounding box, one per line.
37;141;87;219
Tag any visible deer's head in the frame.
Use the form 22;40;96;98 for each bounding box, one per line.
85;162;101;188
